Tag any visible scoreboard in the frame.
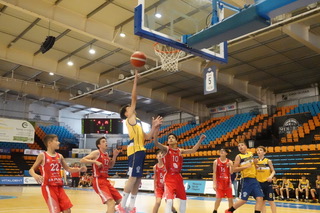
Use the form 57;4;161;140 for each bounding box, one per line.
82;118;123;134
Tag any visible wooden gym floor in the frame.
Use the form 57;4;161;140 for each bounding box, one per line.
0;186;319;213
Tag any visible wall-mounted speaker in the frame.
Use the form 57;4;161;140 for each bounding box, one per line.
40;36;56;54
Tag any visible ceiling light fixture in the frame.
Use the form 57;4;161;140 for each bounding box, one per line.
89;45;96;54
49;72;54;76
120;26;126;38
155;7;162;18
67;58;74;66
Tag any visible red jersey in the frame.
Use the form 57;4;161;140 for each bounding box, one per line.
70;167;80;177
40;152;63;186
154;164;166;189
93;150;110;178
216;158;231;189
163;147;183;175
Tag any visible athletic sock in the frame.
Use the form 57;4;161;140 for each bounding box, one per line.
254;211;261;213
121;192;130;207
213;210;217;213
165;199;173;213
180;200;186;213
228;206;236;212
129;195;137;208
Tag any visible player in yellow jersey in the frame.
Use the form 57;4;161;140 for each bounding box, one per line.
295;175;310;201
256;146;276;213
118;70;163;213
280;176;294;201
225;141;263;213
310;174;320;203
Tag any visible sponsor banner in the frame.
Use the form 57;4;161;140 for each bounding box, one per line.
24;149;44;155
210;103;237;113
23;177;38;185
184;180;206;194
0;118;35;143
140;179;154;191
273;112;312;138
276;87;318;102
0;148;10;154
204;181;216;195
0;177;24;185
204;66;217;95
72;149;92;154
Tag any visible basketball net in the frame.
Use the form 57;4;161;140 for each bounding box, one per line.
154;43;185;73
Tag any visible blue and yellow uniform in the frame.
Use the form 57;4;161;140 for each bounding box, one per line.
238;152;264;200
257;158;274;201
126;118;146;177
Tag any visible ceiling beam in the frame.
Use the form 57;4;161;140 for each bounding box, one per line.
7;18;41;48
87;0;113;18
283;22;320;53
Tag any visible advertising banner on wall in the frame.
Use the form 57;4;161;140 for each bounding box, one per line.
0;177;24;185
0;118;35;143
273;112;312;138
276;87;318;102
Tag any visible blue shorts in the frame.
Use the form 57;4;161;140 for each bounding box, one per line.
128;151;146;177
240;178;264;201
259;181;274;201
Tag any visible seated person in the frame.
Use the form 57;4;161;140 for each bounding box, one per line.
280;176;294;201
295;175;310;201
310;174;320;203
79;173;89;187
272;176;280;199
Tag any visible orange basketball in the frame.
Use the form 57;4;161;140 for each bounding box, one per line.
130;51;147;67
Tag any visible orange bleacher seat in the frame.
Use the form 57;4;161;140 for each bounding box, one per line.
287;134;293;142
316;144;320;151
267;147;274;153
281;146;287;152
309;144;316;151
274;146;281;152
287;146;294;152
295;145;301;152
301;145;308;151
281;137;286;143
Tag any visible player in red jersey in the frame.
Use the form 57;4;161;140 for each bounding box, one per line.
212;148;234;213
153;150;177;213
154;127;206;213
29;134;86;213
80;137;121;213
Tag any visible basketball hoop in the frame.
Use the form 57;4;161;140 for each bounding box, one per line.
154;43;185;73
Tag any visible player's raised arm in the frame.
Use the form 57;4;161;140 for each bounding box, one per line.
80;150;101;167
153;126;167;153
181;134;206;154
29;153;44;184
145;116;163;140
109;149;120;168
127;70;139;125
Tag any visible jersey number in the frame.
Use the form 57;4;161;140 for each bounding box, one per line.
220;167;226;173
50;163;60;171
172;156;179;163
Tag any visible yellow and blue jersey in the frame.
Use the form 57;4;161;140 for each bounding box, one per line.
256;158;271;183
126;118;146;156
239;151;256;178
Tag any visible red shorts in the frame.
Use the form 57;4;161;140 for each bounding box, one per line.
216;187;233;198
41;185;72;213
155;185;165;198
93;177;122;204
164;173;186;200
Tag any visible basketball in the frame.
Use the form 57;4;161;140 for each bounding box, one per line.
130;51;147;67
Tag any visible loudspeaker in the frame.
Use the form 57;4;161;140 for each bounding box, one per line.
40;36;56;54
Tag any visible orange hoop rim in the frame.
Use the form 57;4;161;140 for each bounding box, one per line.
153;42;181;54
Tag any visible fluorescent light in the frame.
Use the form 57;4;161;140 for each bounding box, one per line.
89;48;96;54
49;72;54;76
155;13;162;18
67;60;74;66
120;32;126;37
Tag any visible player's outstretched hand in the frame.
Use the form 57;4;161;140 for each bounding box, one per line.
34;174;44;184
199;134;206;141
80;166;87;173
152;116;163;127
113;149;120;157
